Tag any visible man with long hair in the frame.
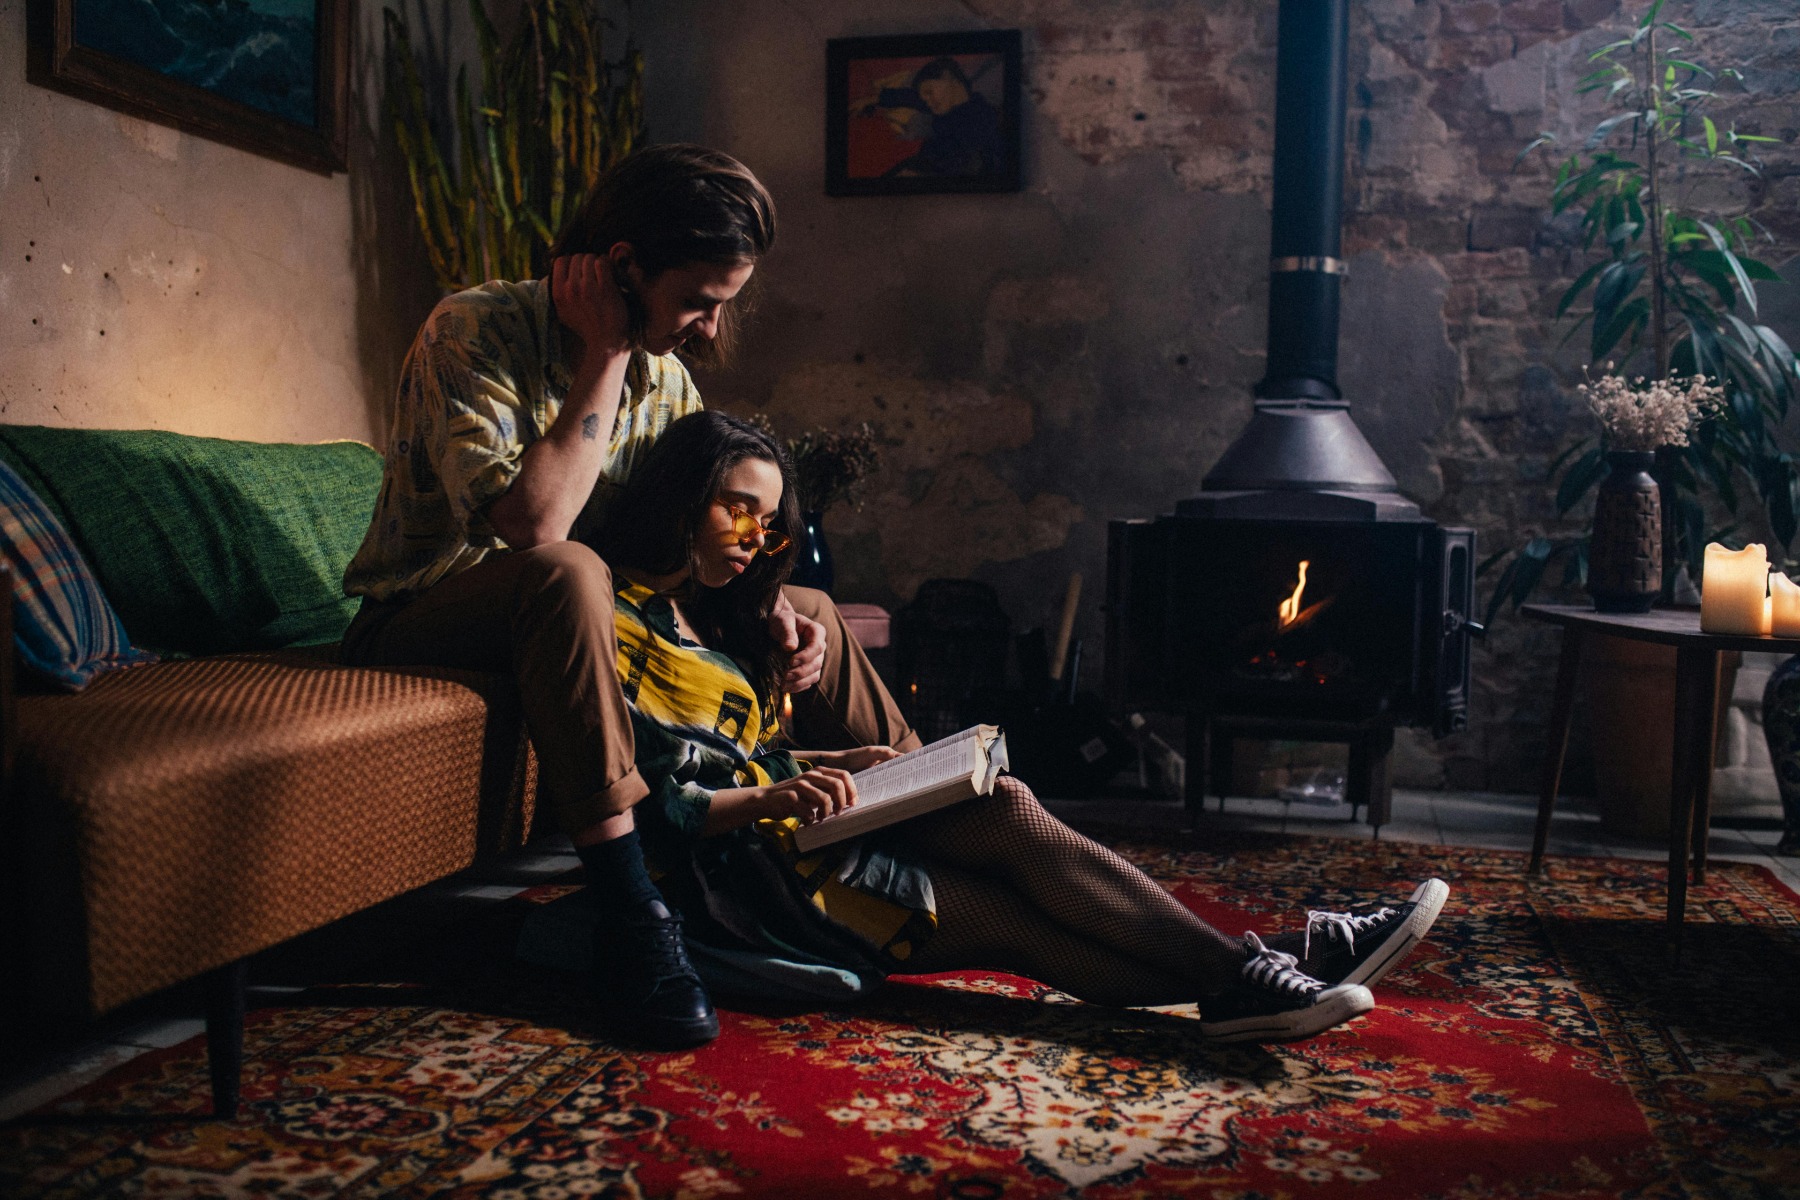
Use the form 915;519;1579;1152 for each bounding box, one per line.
342;145;917;1049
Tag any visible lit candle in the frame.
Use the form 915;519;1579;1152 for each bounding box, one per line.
1772;572;1800;637
1700;542;1770;635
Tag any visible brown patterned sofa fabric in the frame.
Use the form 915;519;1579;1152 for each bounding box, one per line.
8;649;537;1018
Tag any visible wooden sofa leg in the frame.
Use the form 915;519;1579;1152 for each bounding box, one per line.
203;960;248;1120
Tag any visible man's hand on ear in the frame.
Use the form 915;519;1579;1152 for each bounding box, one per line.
772;592;827;693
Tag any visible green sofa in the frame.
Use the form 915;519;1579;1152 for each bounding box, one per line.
0;426;540;1117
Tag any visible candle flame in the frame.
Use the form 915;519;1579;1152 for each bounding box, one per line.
1278;560;1310;631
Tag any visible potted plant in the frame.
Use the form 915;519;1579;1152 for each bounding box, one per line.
1482;0;1799;838
1581;370;1721;613
1486;0;1798;619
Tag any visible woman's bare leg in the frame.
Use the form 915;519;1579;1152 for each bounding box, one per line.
896;776;1247;994
903;862;1196;1007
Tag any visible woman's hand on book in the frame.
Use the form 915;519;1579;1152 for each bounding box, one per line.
797;746;902;773
759;768;859;824
701;767;859;834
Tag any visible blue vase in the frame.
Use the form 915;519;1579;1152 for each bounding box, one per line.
1759;653;1800;855
789;510;834;593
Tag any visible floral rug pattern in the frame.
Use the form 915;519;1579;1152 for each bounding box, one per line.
3;832;1797;1199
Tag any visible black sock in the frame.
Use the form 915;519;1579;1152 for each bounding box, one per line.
576;830;663;913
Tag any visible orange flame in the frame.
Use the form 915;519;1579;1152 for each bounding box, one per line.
1278;560;1310;630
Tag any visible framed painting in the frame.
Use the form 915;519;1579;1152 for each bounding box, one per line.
27;0;350;174
826;29;1022;197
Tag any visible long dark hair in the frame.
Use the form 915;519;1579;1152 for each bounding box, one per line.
550;144;777;367
592;411;799;715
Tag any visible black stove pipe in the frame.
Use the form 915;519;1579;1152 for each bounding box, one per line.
1256;0;1349;402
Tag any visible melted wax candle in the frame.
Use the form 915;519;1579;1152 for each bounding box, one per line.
1700;543;1770;635
1771;571;1800;638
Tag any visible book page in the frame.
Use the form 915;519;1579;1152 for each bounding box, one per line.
851;735;977;808
791;726;1005;853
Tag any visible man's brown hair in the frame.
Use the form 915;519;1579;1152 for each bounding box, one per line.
551;144;777;366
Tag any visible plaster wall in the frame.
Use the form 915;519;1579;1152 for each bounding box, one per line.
633;0;1800;794
0;0;445;444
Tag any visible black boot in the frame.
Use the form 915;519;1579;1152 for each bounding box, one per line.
592;900;719;1048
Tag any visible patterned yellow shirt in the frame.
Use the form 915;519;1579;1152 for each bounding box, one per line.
344;278;704;601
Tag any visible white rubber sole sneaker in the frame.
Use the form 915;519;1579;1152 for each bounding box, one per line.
1340;877;1450;989
1199;982;1375;1044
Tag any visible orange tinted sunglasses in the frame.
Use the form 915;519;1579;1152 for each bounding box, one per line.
720;501;792;555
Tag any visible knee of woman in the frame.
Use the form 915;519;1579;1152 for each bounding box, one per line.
981;775;1047;822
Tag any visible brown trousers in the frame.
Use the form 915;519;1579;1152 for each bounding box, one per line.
342;542;918;835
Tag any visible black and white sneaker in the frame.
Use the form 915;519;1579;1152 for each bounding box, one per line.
1296;878;1450;989
1198;933;1375;1044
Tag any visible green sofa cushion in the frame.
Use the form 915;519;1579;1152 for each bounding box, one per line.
0;426;382;656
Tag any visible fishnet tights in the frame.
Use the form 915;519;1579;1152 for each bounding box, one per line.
895;776;1250;1006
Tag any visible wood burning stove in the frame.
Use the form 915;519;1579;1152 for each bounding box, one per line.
1104;0;1479;832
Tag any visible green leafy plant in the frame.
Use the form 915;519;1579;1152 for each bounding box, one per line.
1483;0;1800;623
386;0;644;293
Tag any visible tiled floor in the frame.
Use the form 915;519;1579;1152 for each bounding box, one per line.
2;790;1794;1124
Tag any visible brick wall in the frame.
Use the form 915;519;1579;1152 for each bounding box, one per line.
639;0;1800;793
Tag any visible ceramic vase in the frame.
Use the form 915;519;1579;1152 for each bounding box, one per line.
1587;450;1661;614
789;510;834;593
1759;653;1800;855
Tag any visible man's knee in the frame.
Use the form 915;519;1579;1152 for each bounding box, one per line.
781;583;834;625
518;541;613;592
512;542;617;628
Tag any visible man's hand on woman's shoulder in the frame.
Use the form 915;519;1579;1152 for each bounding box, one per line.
771;593;827;692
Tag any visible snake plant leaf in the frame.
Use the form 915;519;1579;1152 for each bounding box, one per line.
387;0;643;291
1549;436;1595;477
1556;448;1608;516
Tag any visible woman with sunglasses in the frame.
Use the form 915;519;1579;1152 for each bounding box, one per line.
590;411;1448;1044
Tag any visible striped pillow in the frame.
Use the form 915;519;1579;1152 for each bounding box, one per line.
0;457;155;690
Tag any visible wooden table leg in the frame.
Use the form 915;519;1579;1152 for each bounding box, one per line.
1690;653;1724;885
1531;628;1584;876
1668;646;1719;945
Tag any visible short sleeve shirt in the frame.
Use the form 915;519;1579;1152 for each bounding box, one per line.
343;278;704;601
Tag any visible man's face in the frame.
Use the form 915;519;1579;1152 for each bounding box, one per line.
917;76;968;116
621;256;756;357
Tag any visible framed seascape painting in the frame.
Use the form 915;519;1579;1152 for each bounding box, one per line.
27;0;350;173
826;29;1022;197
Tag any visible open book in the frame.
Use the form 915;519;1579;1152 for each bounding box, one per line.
791;725;1009;853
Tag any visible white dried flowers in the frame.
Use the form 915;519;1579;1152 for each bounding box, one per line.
1578;366;1725;452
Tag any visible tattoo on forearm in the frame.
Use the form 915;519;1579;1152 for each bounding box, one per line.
581;413;601;441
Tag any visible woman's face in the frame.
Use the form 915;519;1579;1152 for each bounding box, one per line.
619;252;756;357
692;455;786;589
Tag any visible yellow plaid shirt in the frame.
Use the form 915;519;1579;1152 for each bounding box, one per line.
344;278;703;601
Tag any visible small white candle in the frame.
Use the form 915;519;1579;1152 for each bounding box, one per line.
1700;542;1770;635
1772;572;1800;637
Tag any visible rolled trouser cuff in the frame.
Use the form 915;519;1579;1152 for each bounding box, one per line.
556;765;652;833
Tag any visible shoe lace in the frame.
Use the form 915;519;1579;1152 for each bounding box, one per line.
1302;906;1396;959
1242;932;1324;1000
629;912;698;992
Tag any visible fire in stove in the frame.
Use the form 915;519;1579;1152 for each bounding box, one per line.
1243;559;1348;688
1276;559;1332;634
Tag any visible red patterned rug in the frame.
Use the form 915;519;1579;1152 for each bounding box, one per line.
4;831;1799;1199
